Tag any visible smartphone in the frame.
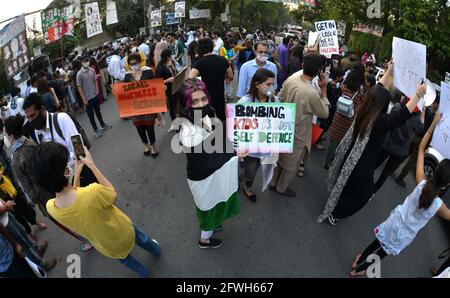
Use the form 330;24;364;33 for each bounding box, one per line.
71;134;86;160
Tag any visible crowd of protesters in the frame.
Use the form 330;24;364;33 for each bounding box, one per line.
0;25;448;279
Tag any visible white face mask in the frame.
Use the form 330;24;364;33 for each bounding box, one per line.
3;135;11;149
257;54;268;63
131;64;140;72
82;62;90;68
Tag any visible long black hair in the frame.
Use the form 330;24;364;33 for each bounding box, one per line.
247;68;275;102
419;159;450;209
353;84;390;140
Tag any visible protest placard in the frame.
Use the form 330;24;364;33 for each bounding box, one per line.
151;9;162;27
392;37;426;103
226;103;296;153
446;72;450;84
314;20;339;58
431;82;450;159
112;79;168;118
172;66;187;95
174;1;185;18
352;23;384;37
307;31;319;48
166;12;179;25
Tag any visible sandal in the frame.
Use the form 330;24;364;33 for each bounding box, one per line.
352;254;362;270
243;190;257;202
81;243;94;252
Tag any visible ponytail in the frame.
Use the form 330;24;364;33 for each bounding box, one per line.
419;159;450;209
419;179;439;209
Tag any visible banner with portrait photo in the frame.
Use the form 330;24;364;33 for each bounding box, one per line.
151;9;162;27
85;2;103;38
2;29;31;80
174;1;185;18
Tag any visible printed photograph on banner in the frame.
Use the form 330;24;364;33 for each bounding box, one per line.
226;103;296;154
112;79;168;118
166;12;179;26
314;20;339;58
85;2;103;38
151;9;162;27
3;31;31;80
174;1;185;18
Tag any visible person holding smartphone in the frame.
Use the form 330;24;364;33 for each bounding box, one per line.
29;142;161;278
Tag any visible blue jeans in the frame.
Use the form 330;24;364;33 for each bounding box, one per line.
6;213;44;268
119;224;160;278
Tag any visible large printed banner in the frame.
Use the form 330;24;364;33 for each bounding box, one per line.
189;9;211;19
112;79;168;118
106;0;119;25
352;23;384;37
226;103;296;153
431;82;450;159
314;20;339;58
1;16;31;80
85;2;103;38
41;5;76;44
174;1;185;18
392;37;426;100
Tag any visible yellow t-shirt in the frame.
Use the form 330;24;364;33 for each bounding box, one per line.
46;183;135;259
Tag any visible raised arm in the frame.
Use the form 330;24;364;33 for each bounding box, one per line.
416;112;442;183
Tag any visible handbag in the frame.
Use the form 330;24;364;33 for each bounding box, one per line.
336;90;359;118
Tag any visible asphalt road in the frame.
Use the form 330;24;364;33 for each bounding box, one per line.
39;95;449;278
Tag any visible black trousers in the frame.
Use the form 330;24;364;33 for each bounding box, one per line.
374;149;407;193
9;191;37;235
355;238;388;272
243;156;261;189
168;92;183;121
136;125;155;145
86;95;105;131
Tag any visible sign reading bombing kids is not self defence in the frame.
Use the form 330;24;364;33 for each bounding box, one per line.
112;79;167;118
226;103;296;154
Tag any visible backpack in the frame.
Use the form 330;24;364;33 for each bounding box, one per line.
30;113;91;149
50;113;91;149
336;90;359;118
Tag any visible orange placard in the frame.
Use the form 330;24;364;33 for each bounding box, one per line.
112;79;168;118
311;123;324;146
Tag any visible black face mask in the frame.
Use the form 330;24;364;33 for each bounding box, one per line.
29;111;46;130
192;105;210;118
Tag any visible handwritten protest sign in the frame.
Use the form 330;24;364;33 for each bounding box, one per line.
314;20;339;58
112;79;167;118
431;82;450;159
226;103;296;153
392;37;426;101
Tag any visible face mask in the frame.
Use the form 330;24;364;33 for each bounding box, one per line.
3;135;11;149
192;105;210;119
257;54;268;63
336;82;341;89
131;65;140;72
82;62;90;69
29;111;46;130
262;86;275;98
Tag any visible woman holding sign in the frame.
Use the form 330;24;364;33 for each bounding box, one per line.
318;61;428;226
124;53;159;157
179;78;240;249
238;69;278;202
350;112;450;276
